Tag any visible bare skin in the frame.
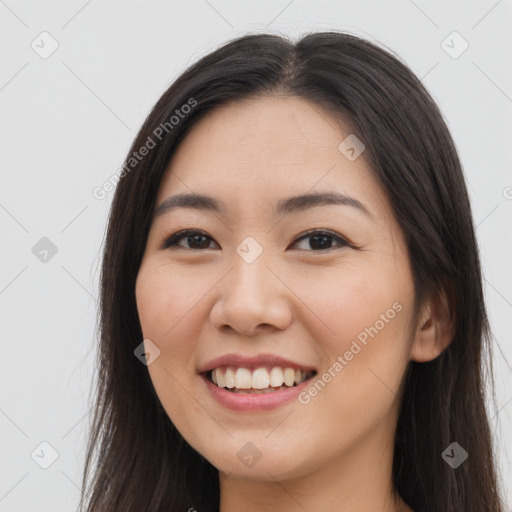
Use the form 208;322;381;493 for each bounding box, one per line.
135;95;452;512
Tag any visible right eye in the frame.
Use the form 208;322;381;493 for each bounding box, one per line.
160;229;220;250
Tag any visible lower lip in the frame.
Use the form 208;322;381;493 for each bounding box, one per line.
200;374;313;412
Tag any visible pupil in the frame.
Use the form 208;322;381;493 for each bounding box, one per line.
311;234;331;250
189;235;208;249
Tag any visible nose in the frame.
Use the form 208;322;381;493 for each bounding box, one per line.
209;251;293;336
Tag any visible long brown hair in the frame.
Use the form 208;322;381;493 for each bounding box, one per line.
78;31;506;511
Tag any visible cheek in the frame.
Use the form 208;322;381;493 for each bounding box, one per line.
135;261;210;432
136;261;211;344
304;264;413;419
135;262;208;399
313;264;411;355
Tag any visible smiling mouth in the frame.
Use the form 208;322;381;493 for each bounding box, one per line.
205;366;317;394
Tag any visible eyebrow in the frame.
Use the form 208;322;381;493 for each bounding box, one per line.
153;191;373;219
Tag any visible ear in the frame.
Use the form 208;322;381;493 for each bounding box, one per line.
410;284;455;363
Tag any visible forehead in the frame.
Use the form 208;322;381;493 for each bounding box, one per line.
170;95;349;172
156;95;384;216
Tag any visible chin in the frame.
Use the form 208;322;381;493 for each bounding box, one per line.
201;441;312;482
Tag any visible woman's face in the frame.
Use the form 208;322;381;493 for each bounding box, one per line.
135;95;418;482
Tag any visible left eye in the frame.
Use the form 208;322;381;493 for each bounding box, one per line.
292;229;350;251
161;229;351;251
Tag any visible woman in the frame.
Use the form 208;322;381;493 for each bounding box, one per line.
78;31;506;511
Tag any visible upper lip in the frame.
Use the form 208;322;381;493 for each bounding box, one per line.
198;353;317;374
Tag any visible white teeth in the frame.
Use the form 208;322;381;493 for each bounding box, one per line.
224;367;235;388
283;368;295;387
210;366;313;391
269;367;284;387
252;368;270;389
235;367;252;389
216;368;225;388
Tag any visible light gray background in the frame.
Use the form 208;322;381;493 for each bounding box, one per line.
1;0;511;510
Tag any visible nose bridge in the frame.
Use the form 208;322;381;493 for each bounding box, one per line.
228;239;273;303
210;238;292;335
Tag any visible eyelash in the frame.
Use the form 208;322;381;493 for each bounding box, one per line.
159;228;354;252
